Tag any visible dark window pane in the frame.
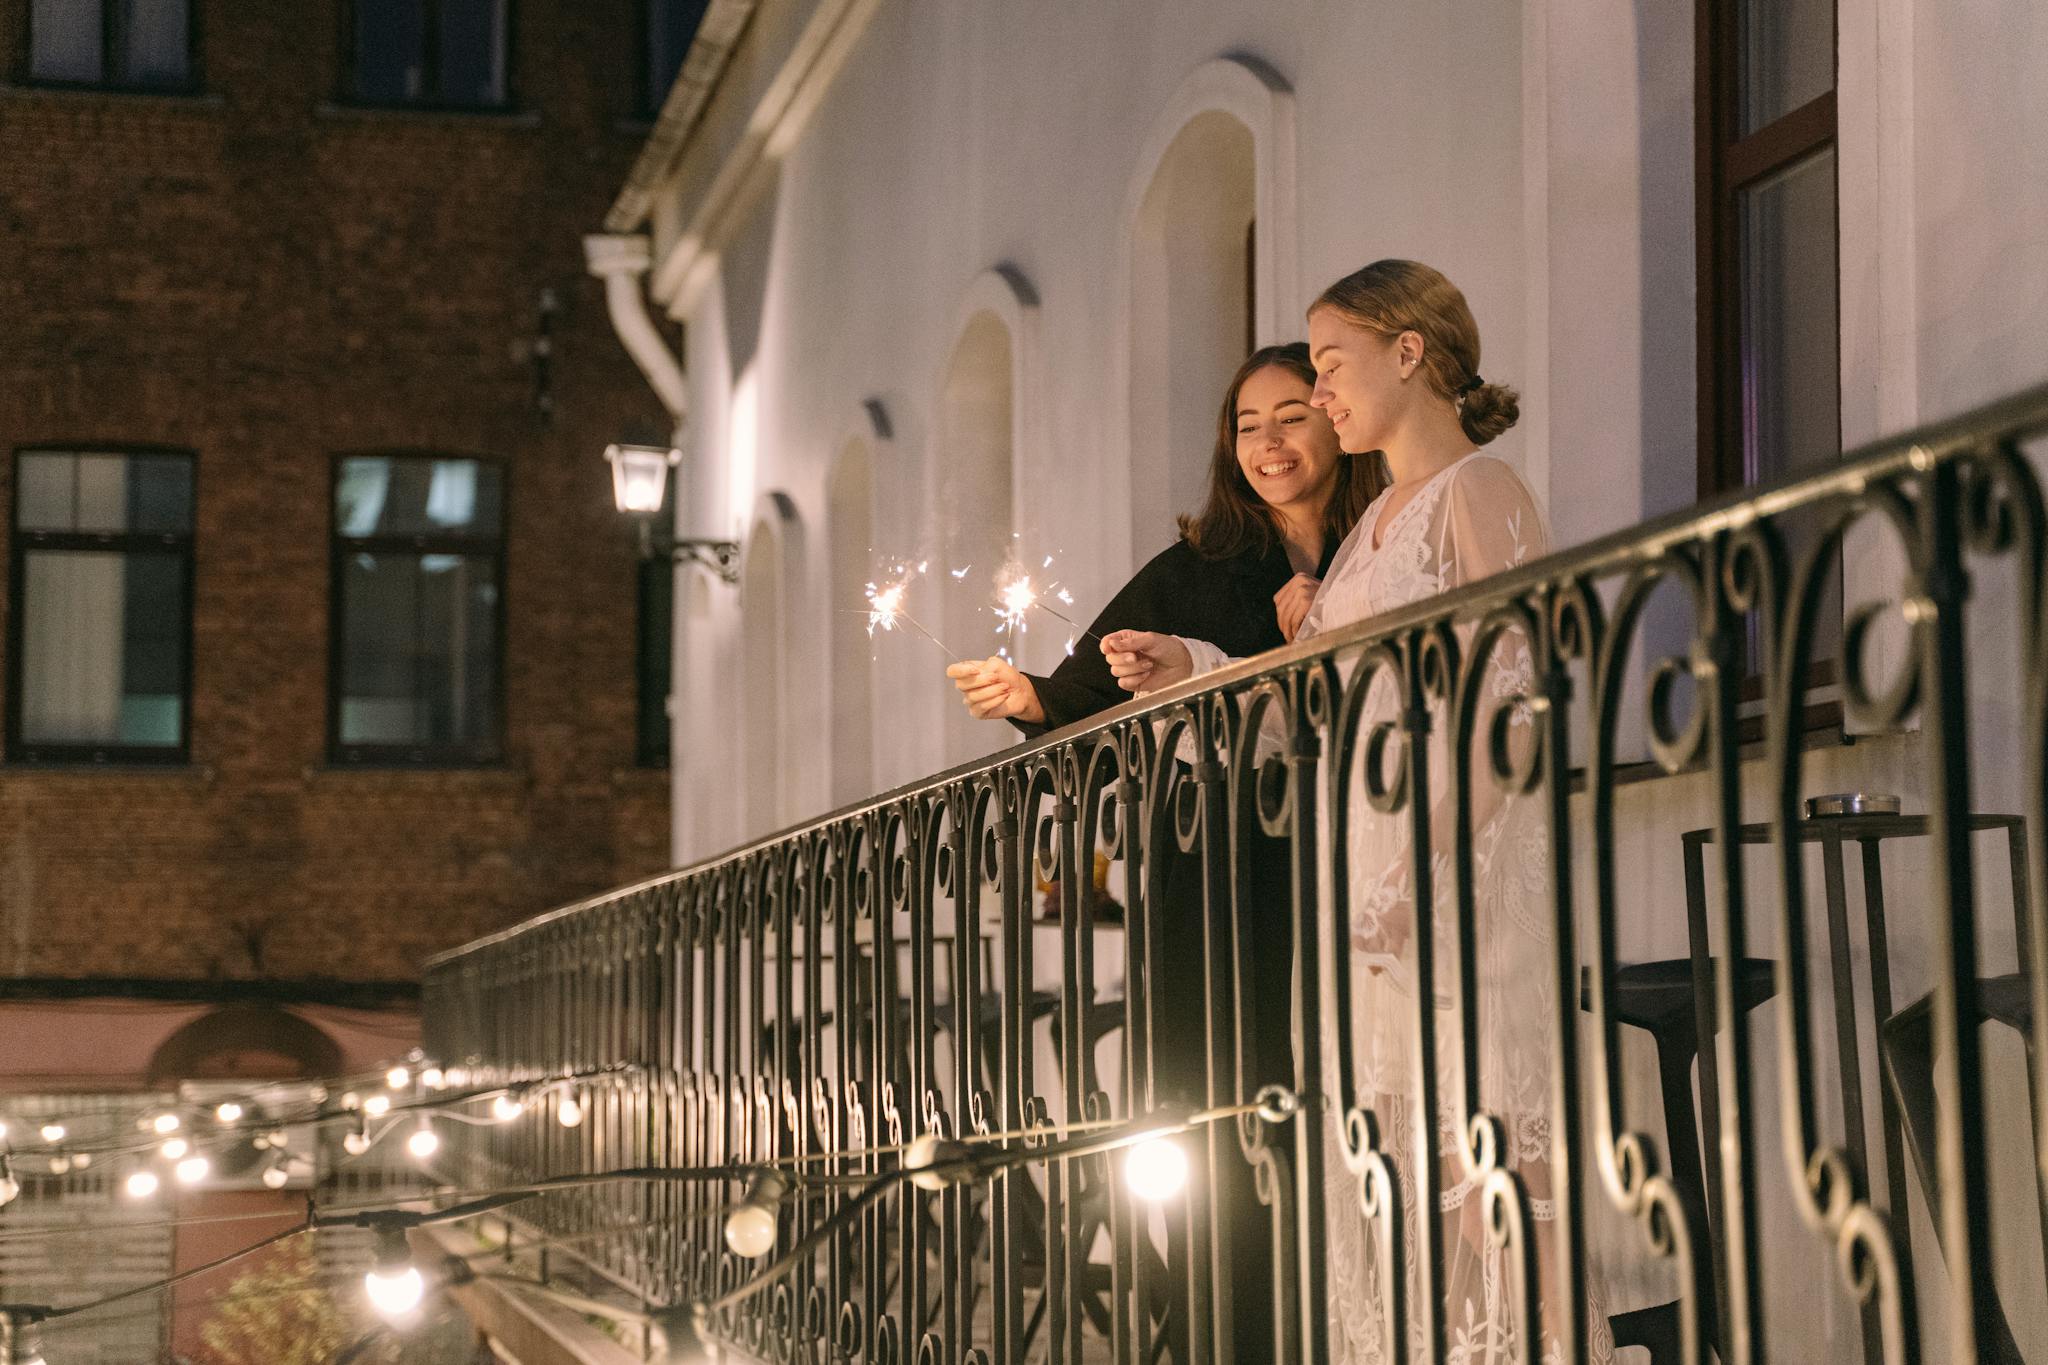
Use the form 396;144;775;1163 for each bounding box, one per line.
338;551;499;750
636;556;673;765
30;0;104;82
120;0;189;86
354;0;426;102
1740;144;1840;660
1738;0;1833;134
19;550;185;748
15;452;192;534
336;457;501;538
1739;145;1839;484
645;0;708;113
438;0;506;105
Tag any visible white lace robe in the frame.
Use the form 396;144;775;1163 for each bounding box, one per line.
1179;452;1610;1365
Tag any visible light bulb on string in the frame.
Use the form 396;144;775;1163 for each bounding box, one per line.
722;1169;788;1259
363;1094;391;1118
489;1093;524;1123
215;1101;243;1124
308;1085;327;1104
152;1112;180;1135
556;1091;583;1128
0;1156;17;1209
420;1067;445;1090
339;1092;360;1111
1123;1135;1190;1203
1;1307;50;1365
0;1119;9;1141
252;1133;270;1150
385;1066;411;1091
71;1151;89;1170
266;1129;287;1149
124;1168;160;1200
38;1123;64;1144
261;1160;289;1190
46;1153;70;1176
405;1121;439;1161
174;1154;210;1186
160;1137;189;1161
364;1224;424;1319
342;1122;371;1157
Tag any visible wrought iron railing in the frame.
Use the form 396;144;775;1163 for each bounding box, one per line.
423;384;2048;1365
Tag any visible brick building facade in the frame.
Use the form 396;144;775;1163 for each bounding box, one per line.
0;0;674;988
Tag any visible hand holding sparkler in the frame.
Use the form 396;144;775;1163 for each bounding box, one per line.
945;656;1046;724
1101;629;1194;694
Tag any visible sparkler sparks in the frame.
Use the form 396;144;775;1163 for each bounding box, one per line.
992;556;1097;647
861;563;958;658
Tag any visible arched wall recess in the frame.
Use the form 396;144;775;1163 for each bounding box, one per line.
826;401;891;805
738;490;802;838
932;266;1039;766
1118;54;1298;566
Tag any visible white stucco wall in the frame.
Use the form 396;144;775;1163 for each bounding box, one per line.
631;0;2048;1354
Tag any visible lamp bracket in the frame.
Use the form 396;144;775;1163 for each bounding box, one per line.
672;538;741;585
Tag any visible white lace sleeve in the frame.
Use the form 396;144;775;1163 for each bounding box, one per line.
1172;635;1235;680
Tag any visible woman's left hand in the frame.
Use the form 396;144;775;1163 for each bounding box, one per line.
1273;573;1320;642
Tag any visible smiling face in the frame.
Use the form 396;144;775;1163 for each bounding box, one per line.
1233;363;1344;518
1308;307;1415;455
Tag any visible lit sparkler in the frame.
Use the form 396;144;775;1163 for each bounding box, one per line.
992;557;1097;646
860;565;957;658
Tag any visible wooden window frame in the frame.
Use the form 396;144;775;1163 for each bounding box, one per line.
5;444;197;767
1696;0;1844;731
17;0;202;94
1694;0;1841;500
327;451;509;768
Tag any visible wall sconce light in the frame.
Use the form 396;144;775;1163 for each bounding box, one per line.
604;444;740;584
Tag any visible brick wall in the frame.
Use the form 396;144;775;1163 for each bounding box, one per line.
0;0;674;981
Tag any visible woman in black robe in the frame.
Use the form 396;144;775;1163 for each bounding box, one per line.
946;343;1385;1358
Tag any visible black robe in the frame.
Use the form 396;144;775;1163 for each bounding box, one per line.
1005;532;1329;1362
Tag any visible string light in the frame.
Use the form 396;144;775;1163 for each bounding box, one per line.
261;1161;289;1190
363;1094;392;1118
215;1102;243;1124
342;1125;372;1157
160;1137;189;1161
385;1067;411;1091
1122;1136;1189;1202
38;1124;64;1144
124;1169;160;1200
152;1113;180;1135
556;1092;583;1128
46;1155;70;1177
722;1170;786;1259
0;1157;16;1209
174;1155;210;1186
70;1153;89;1171
420;1068;445;1091
405;1122;440;1161
1;1307;49;1365
363;1225;424;1319
490;1094;524;1123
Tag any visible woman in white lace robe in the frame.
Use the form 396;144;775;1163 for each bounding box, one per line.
1102;260;1610;1365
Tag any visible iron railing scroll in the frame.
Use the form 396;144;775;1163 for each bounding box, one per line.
423;382;2048;1365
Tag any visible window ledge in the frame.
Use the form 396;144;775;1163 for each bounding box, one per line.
314;101;540;128
303;763;531;788
0;81;223;109
1;760;213;779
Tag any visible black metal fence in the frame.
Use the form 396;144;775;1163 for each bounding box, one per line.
423;385;2048;1365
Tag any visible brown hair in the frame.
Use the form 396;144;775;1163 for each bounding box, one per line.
1309;259;1519;445
1179;343;1386;561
